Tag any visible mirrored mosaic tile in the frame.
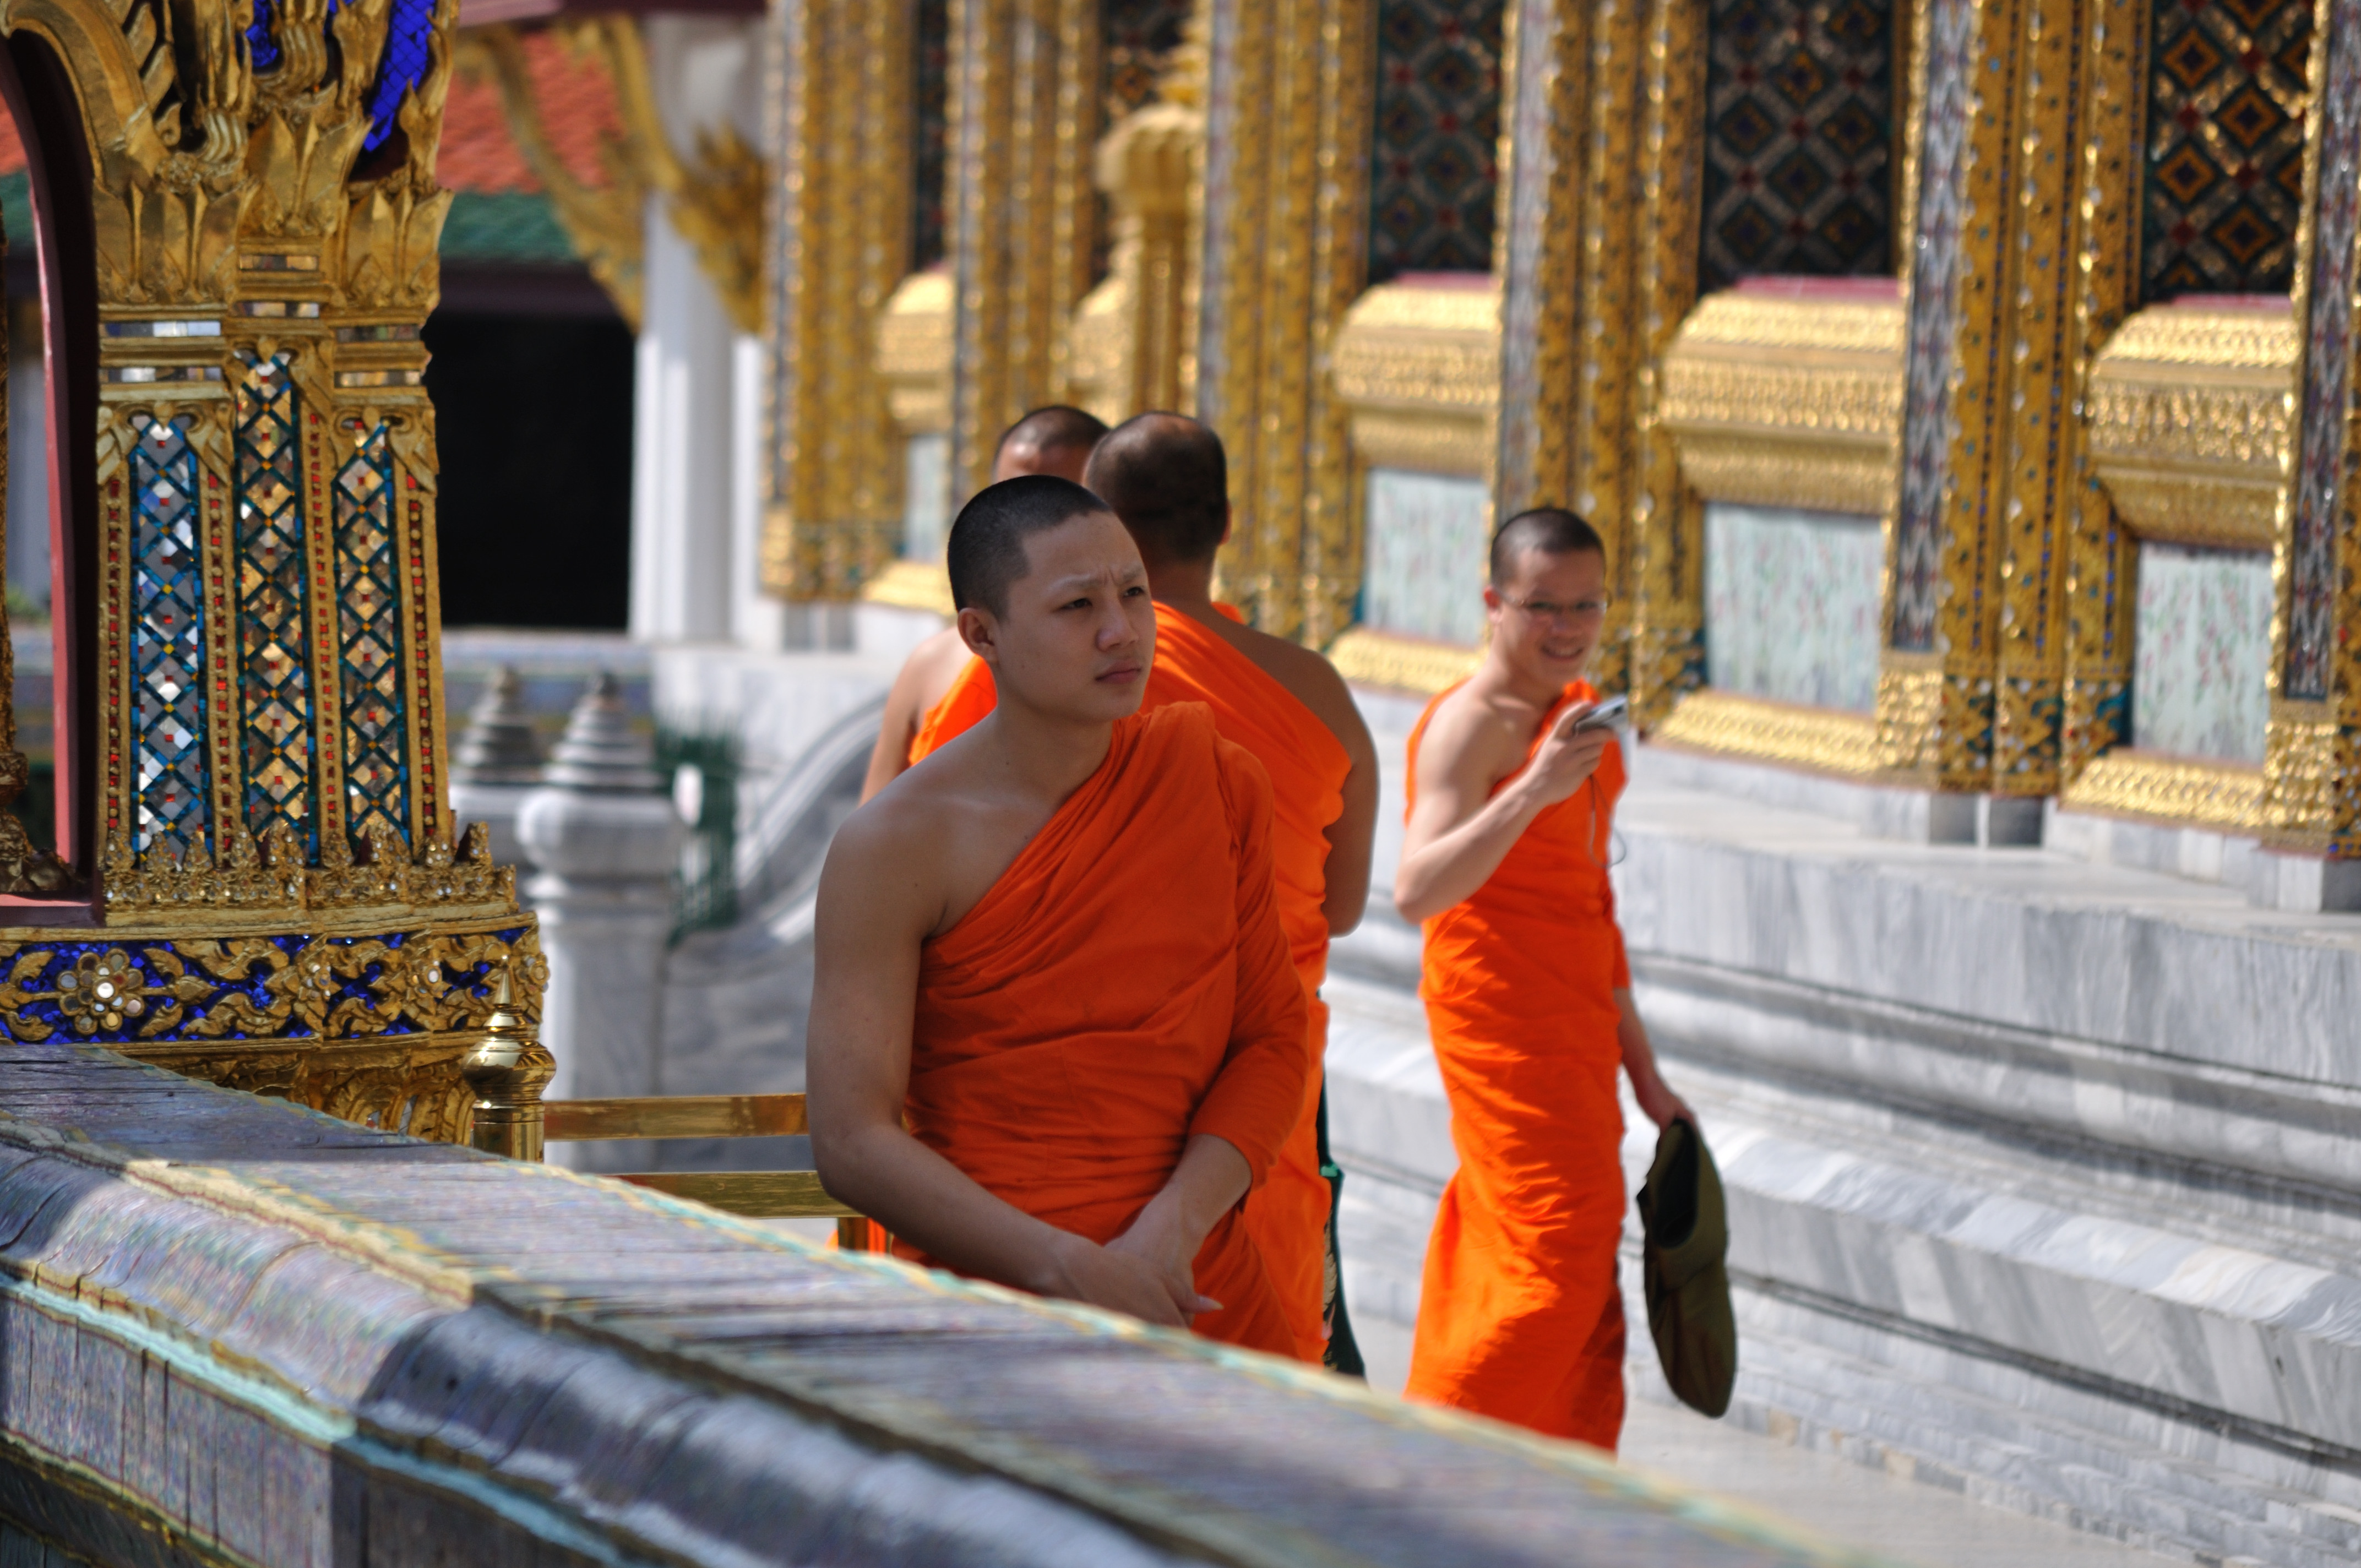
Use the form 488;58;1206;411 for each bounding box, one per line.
1705;503;1883;713
1363;469;1490;646
1369;0;1504;281
129;413;210;863
335;424;410;851
2142;0;2311;300
236;351;315;851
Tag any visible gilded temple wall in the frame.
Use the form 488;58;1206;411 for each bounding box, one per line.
753;0;2361;864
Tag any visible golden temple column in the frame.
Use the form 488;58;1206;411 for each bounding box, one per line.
0;0;540;1135
1196;0;1374;644
945;0;1103;499
763;0;918;598
1494;0;1650;697
2264;0;2361;876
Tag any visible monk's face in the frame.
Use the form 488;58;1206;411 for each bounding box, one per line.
993;439;1094;484
1484;547;1608;686
969;510;1156;723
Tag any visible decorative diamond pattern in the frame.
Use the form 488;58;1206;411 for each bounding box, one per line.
235;352;314;851
1699;0;1895;291
2142;0;2311;300
1368;0;1504;282
335;426;409;850
129;415;210;864
363;0;437;154
912;0;950;270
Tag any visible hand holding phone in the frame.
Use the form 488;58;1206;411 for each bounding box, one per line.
1571;694;1630;733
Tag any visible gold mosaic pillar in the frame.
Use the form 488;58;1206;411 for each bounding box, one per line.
2264;0;2361;854
1625;0;1709;724
1986;0;2135;798
2057;0;2151;788
0;0;537;1135
1494;0;1652;698
945;0;1103;499
763;0;917;598
1878;0;2028;790
1196;0;1373;644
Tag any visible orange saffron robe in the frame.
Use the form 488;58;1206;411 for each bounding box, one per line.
907;606;1350;1362
898;701;1310;1357
1401;681;1631;1450
909;662;997;764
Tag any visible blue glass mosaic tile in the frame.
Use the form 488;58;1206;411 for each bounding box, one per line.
129;415;210;865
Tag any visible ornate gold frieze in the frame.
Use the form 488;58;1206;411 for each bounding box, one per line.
1650;688;1884;778
1657;286;1906;518
2084;300;2295;552
1330;279;1500;481
876;270;955;436
2059;749;2266;836
1326;628;1484;696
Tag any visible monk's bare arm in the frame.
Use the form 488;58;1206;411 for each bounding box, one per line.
808;807;1205;1325
1294;657;1380;935
1614;987;1691;1129
859;657;937;801
1394;698;1613;922
858;628;968;801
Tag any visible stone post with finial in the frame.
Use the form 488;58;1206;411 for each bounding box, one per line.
449;667;545;876
516;672;683;1168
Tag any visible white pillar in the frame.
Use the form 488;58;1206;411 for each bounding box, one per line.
518;675;682;1172
628;15;774;650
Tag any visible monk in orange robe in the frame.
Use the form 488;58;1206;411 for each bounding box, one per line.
809;474;1309;1354
907;414;1378;1365
1393;508;1691;1451
860;406;1107;801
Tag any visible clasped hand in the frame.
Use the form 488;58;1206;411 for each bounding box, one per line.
1042;1208;1220;1328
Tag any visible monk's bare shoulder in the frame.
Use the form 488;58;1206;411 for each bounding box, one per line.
905;627;975;711
1209;615;1374;759
1418;682;1532;793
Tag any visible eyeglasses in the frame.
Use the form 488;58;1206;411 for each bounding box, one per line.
1502;596;1611;624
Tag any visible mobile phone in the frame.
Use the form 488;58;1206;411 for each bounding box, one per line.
1570;694;1630;733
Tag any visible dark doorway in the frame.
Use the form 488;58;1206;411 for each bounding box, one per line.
424;312;634;629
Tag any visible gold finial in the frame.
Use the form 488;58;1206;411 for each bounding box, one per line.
459;956;556;1161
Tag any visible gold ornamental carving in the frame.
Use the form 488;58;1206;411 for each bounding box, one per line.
1326;628;1484;696
877;270;955;437
1657;287;1906;518
1331;278;1501;480
2059;750;2266;836
1066;101;1201;426
2084;300;2295;552
1651;689;1884;779
0;0;545;1142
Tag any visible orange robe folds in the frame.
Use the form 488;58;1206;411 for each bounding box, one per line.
1402;682;1631;1450
899;702;1310;1356
1142;607;1348;1362
906;606;1350;1363
908;660;997;765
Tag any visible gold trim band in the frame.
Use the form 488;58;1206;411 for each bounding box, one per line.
1650;688;1884;778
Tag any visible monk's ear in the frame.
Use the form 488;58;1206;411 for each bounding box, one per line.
957;605;1000;666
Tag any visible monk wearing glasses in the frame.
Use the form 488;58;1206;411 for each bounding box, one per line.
1393;507;1691;1450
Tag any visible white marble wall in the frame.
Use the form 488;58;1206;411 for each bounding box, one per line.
1704;503;1883;713
2134;541;2272;764
1363;469;1491;645
903;432;952;562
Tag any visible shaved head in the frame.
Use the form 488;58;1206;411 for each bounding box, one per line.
1489;507;1606;585
1082;412;1228;566
948;475;1113;616
994;406;1110;484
